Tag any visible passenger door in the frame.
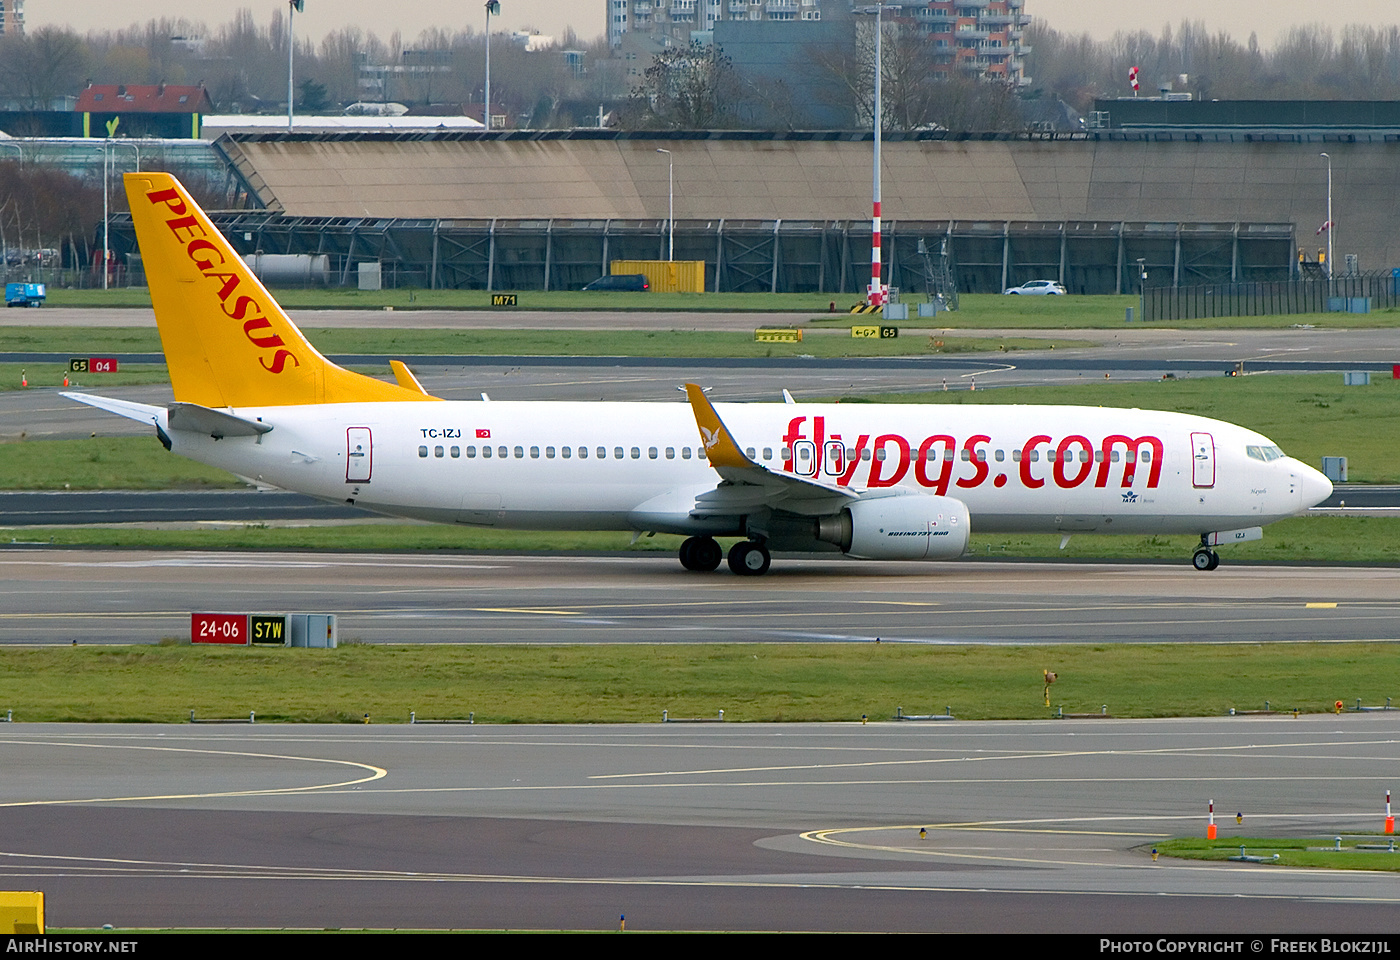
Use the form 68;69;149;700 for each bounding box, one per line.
1191;432;1215;488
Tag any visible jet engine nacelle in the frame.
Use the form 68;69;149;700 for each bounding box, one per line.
815;494;970;561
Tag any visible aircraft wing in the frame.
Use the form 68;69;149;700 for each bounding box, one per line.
683;383;856;517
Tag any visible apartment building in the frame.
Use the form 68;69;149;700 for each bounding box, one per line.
608;0;832;47
0;0;25;36
608;0;1029;86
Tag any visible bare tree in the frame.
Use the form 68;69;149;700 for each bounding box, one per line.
622;42;745;129
0;27;88;108
805;20;1021;132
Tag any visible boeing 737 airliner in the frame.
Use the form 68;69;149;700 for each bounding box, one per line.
66;174;1333;575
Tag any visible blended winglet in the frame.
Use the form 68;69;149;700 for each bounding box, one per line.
684;383;752;469
125;172;433;408
390;360;434;396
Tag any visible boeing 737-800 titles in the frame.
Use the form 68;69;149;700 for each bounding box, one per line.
66;174;1333;575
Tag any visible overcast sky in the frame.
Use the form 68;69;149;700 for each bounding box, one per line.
26;1;1400;47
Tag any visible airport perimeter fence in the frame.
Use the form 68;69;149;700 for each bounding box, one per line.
1141;274;1400;321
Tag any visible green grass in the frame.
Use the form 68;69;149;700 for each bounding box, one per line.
42;288;858;313
38;287;1400;328
0;362;170;394
0;326;1082;367
0;437;241;488
1155;836;1400;872
0;516;1392;565
0;641;1397;723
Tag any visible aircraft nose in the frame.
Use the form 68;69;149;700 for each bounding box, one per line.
1298;464;1333;508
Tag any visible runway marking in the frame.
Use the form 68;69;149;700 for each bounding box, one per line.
0;739;386;807
472;607;583;616
799;821;1400;874
0;611;190;620
3;849;1399;903
332;774;1400;801
1307;602;1339;608
588;737;1400;780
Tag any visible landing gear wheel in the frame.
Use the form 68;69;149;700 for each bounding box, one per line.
1192;547;1219;571
727;540;771;576
679;536;722;572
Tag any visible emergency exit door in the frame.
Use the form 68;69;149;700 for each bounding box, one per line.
347;427;372;483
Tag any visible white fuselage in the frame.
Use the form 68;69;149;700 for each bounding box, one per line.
169;400;1333;539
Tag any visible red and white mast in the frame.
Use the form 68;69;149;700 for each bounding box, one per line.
867;3;887;308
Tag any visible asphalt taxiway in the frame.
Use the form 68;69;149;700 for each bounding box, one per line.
1;549;1398;646
2;718;1399;931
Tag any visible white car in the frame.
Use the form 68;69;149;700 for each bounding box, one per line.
1004;280;1066;295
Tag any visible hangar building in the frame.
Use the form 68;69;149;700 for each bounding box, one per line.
99;126;1397;294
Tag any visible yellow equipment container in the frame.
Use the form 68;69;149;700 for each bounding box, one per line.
0;892;44;934
610;260;705;293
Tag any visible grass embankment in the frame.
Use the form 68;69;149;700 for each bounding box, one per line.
1155;837;1400;872
0;642;1395;723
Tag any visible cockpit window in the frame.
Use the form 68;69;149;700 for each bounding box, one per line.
1246;444;1285;462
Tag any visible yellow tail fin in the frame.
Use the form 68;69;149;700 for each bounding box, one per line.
126;172;432;407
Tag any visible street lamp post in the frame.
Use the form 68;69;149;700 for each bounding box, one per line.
656;148;673;261
484;1;500;130
1136;258;1146;322
1319;152;1333;280
108;141;141;172
97;143;109;291
287;0;304;131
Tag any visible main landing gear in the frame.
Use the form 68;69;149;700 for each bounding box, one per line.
727;539;771;576
677;536;772;575
1192;539;1220;571
678;536;723;572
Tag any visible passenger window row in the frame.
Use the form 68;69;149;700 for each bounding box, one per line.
411;442;1149;465
417;444;708;461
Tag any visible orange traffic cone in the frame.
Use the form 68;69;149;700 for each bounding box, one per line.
63;373;69;388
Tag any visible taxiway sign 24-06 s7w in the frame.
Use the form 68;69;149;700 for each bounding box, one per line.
66;173;1333;575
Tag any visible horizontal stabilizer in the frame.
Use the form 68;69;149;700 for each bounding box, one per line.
61;392;164;426
167;402;273;439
